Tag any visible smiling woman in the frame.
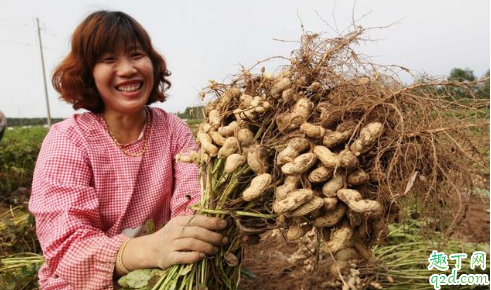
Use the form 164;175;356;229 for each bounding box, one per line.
93;44;155;144
52;11;169;114
28;10;228;290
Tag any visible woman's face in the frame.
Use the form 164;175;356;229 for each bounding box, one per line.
93;44;154;116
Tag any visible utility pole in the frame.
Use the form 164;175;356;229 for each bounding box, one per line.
36;17;52;127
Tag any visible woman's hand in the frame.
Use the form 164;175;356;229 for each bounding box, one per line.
151;215;228;269
118;215;228;275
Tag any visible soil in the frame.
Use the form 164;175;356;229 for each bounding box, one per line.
1;187;488;290
452;194;490;243
239;231;335;290
239;193;490;290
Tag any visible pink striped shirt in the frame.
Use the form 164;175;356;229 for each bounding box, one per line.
29;107;201;289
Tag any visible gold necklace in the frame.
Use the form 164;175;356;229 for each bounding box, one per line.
103;108;152;157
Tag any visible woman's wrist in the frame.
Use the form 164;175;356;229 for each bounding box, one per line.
117;234;158;275
115;238;132;275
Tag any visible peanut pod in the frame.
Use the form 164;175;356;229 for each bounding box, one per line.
338;149;359;169
207;109;222;129
276;137;310;165
210;131;226;146
273;189;314;214
219;87;241;108
239;94;253;107
286;224;312;241
234;108;255;121
237;128;255;147
307;81;322;92
321;223;353;253
250;96;262;108
300;122;325;139
197;132;218;157
313;204;346;228
276;98;314;131
224;154;246;174
281;152;317;175
335;247;361;261
337;189;381;214
175;151;201;164
218;121;239;136
270;77;292;97
313;146;340;168
217;137;239;159
242;173;272;201
308;164;333;183
281;88;295;103
275;176;301;201
285;196;324;218
322;174;345;197
323;197;338;211
199;123;212;133
322;121;357;148
350;122;384;156
347;169;369;186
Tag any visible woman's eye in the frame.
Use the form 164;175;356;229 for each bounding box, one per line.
100;56;116;63
131;51;145;59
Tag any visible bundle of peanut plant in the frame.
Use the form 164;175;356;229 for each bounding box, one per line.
119;25;489;290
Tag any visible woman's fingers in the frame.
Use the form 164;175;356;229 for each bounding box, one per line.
172;237;218;255
178;226;228;246
153;215;229;269
176;215;227;231
166;251;205;267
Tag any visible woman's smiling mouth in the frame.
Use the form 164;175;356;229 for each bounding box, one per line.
116;81;143;93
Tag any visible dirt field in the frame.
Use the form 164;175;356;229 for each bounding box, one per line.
239;194;490;290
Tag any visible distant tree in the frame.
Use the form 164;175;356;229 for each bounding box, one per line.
415;68;489;100
441;67;489;99
177;106;204;120
0;110;6;142
478;69;490;99
448;68;476;82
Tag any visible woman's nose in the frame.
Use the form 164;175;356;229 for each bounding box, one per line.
116;58;137;76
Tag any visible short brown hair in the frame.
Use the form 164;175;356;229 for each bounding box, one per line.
52;11;171;113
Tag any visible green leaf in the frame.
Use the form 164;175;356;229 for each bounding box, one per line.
118;275;130;288
126;269;152;288
178;264;193;276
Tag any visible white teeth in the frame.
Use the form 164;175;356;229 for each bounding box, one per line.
117;83;141;92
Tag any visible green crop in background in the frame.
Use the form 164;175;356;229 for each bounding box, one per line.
0;127;48;196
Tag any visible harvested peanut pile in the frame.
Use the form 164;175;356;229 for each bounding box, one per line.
121;26;490;290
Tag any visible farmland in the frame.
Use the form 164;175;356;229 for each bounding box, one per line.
0;116;489;289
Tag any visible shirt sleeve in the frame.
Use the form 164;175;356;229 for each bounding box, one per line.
169;115;202;217
29;126;126;290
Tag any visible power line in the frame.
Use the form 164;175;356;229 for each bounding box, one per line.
0;39;34;47
0;38;53;50
0;18;33;29
0;22;35;31
0;18;56;48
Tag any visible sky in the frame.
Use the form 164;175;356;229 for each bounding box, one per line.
0;0;489;118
